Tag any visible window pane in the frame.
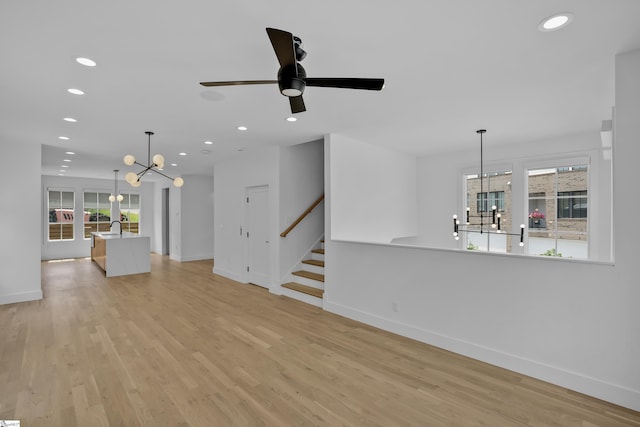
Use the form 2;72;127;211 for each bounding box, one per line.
129;194;140;209
528;166;588;259
463;171;512;253
84;191;112;238
120;192;140;235
98;192;111;207
84;192;97;208
48;190;74;240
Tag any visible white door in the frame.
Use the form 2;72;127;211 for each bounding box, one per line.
246;185;270;288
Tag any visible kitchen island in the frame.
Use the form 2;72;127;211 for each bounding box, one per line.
91;231;151;277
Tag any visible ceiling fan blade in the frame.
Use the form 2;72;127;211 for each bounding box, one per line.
200;80;277;87
266;28;297;70
305;78;385;91
289;96;306;114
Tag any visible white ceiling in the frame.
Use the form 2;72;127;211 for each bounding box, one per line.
2;0;640;181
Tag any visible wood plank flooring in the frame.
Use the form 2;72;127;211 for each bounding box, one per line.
1;255;639;426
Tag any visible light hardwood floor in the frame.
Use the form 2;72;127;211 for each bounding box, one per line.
1;255;639;426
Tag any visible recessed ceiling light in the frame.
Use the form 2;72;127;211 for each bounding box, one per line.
67;88;84;95
59;170;66;172
58;173;65;176
63;117;77;122
58;136;70;140
538;12;574;32
204;140;213;145
201;149;210;155
171;163;177;167
179;152;187;156
63;159;71;162
61;165;69;168
286;117;297;122
237;126;248;131
65;151;75;155
76;57;97;67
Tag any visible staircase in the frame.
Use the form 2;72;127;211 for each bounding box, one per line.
281;240;325;307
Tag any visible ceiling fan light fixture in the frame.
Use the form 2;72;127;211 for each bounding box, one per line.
282;87;302;97
198;27;385;114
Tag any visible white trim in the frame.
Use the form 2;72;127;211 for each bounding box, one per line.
324;299;640;412
172;254;214;262
213;266;244;283
0;290;43;305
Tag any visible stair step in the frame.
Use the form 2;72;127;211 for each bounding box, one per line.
293;270;324;282
302;259;325;267
312;248;325;255
282;282;324;298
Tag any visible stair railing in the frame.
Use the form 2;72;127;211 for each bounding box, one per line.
280;194;324;238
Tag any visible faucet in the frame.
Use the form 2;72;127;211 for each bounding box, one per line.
110;220;123;236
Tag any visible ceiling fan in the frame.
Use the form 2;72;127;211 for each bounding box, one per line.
200;27;385;114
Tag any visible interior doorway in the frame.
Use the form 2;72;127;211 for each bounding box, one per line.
246;185;270;288
161;187;170;255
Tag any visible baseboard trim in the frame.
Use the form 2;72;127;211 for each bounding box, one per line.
324;299;640;412
0;290;43;306
213;267;243;283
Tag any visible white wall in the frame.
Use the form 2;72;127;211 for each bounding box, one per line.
213;147;280;288
0;141;42;304
323;50;640;411
171;175;214;262
41;175;156;260
329;134;417;243
279;139;324;280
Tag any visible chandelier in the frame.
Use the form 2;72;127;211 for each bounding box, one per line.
123;131;184;187
108;169;124;202
452;129;525;247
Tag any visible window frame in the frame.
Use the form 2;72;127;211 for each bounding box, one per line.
47;188;75;242
119;192;141;234
83;190;113;239
524;156;590;260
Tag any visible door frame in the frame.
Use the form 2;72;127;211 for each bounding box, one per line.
244;185;270;288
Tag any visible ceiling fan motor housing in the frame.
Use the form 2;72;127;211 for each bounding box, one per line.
278;63;306;97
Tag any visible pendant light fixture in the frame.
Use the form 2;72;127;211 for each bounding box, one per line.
109;169;124;202
452;129;525;247
123;131;184;187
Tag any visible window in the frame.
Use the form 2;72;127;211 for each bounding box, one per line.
463;170;512;253
48;190;74;241
557;190;587;219
84;192;112;238
120;193;140;234
476;191;505;213
527;165;588;259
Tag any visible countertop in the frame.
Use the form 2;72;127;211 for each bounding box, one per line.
92;231;145;239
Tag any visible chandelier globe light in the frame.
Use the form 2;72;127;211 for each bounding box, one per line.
108;169;124;202
123;131;184;187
